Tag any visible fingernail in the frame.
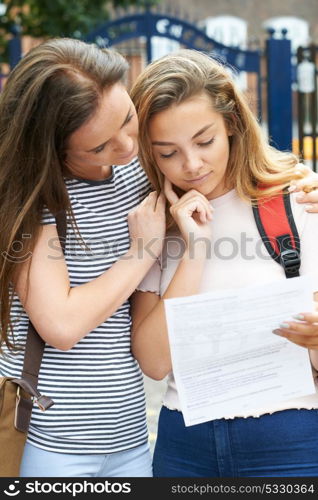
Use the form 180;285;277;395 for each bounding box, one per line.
288;185;296;192
273;329;283;336
293;314;305;320
279;322;290;329
305;205;314;211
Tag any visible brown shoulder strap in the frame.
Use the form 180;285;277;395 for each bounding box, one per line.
22;210;67;387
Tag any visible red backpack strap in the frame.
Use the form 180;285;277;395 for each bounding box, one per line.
252;191;300;279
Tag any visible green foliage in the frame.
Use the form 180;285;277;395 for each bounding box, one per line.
0;0;159;63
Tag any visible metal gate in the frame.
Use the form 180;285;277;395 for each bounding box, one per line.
84;8;263;116
5;5;296;155
83;6;294;153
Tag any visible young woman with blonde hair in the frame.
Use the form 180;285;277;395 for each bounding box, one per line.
130;49;318;477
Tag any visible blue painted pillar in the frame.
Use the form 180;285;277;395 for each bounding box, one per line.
266;28;293;151
8;25;22;68
144;4;152;63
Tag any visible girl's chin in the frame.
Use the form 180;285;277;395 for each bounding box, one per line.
184;184;215;195
171;181;217;198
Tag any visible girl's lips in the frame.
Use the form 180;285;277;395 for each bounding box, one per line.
185;172;211;184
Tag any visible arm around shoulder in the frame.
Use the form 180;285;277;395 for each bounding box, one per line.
15;224;159;350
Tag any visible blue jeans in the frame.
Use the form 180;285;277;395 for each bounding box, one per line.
20;441;152;477
153;406;318;477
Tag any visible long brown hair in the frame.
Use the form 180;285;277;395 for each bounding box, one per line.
130;49;301;227
0;38;128;350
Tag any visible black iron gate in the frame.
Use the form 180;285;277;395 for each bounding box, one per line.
5;5;298;155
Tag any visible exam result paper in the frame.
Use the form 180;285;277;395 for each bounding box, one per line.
164;275;316;426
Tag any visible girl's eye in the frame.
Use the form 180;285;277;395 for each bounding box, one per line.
94;144;105;154
93;115;134;154
198;138;215;147
159;151;176;159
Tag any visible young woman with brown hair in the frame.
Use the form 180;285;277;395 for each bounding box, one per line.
0;38;166;477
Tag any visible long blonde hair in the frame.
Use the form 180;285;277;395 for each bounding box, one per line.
131;49;299;206
0;38;128;350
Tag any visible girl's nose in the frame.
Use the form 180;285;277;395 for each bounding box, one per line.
183;151;204;173
114;133;134;155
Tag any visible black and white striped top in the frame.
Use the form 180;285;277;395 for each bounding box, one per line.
0;158;152;454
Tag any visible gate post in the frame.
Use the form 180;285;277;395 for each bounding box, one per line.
8;24;22;69
144;3;153;63
266;28;293;151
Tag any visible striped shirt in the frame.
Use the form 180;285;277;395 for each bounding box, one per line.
0;158;152;454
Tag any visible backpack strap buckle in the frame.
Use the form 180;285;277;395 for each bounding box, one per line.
280;249;301;278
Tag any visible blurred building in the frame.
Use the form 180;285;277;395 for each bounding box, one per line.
163;0;317;48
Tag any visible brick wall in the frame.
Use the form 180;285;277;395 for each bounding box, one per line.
161;0;318;45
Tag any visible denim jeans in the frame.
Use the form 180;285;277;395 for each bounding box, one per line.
153;406;318;477
20;441;153;477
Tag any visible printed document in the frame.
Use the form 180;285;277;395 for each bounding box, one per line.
164;275;316;426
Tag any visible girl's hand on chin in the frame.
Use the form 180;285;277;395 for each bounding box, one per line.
164;177;213;247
